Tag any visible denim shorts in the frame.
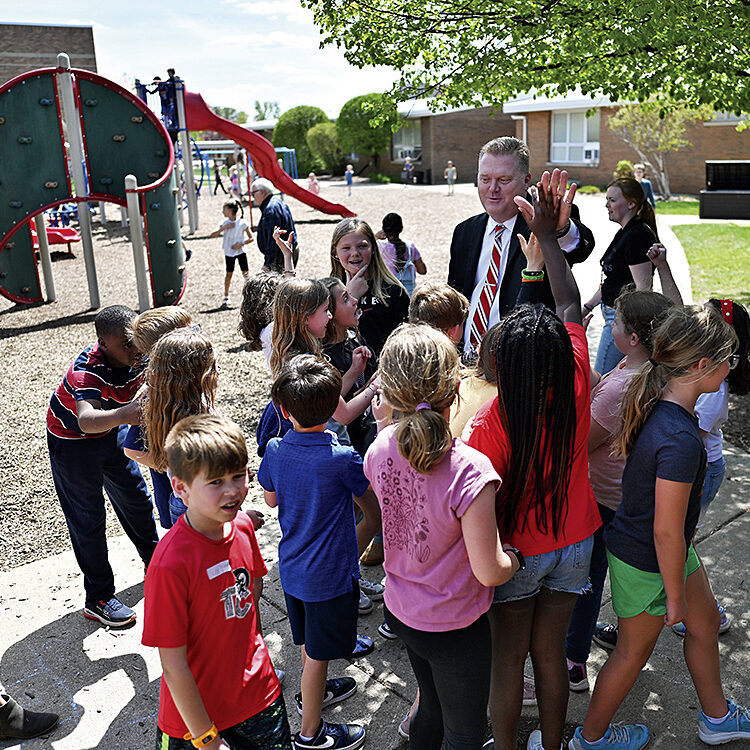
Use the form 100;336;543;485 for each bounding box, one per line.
493;535;594;603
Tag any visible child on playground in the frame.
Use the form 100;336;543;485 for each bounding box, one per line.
345;164;354;196
258;355;370;750
444;160;457;195
408;282;468;343
378;213;427;296
364;322;520;750
239;272;283;370
466;171;601;750
142;414;291;750
308;173;320;195
210;199;254;308
124;306;194;529
46;305;158;628
570;305;749;750
141;328;219;525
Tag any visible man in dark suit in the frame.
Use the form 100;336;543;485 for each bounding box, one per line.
448;137;594;357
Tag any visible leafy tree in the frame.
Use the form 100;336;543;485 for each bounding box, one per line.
609;98;713;197
307;122;344;174
613;160;635;179
273;106;330;174
214;106;248;124
337;94;398;169
301;0;750;116
254;100;281;121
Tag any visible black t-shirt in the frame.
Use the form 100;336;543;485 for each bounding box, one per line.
600;216;656;306
605;400;706;573
324;333;378;455
357;280;410;356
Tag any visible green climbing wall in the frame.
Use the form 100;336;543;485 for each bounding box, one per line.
0;72;69;243
0;223;42;303
78;78;172;200
144;171;186;306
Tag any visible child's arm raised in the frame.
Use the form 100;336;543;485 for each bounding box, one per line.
272;226;295;274
159;646;230;749
332;377;379;425
647;243;683;305
460;483;518;587
654;478;690;626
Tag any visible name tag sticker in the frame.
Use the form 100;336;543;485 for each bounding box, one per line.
206;560;231;580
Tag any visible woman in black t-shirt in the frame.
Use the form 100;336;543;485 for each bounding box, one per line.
583;178;658;375
329;218;410;356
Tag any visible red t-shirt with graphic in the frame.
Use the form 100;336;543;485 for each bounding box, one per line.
142;513;279;737
467;322;601;555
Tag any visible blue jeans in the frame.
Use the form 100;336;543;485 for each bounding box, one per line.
701;456;726;511
565;504;616;664
48;427;158;604
595;304;625;375
169;492;188;525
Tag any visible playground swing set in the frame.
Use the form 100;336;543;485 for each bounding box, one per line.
0;53;355;310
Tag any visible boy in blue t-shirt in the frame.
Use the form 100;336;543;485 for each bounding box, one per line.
258;355;370;750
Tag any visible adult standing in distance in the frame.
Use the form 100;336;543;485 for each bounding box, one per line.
251;178;299;272
448;137;595;359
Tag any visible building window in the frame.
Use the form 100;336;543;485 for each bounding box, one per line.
392;120;422;162
550;111;600;165
704;112;750;126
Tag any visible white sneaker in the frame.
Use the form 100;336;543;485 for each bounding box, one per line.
358;588;373;615
359;578;384;601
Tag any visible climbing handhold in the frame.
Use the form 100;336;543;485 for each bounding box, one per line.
147;172;159;179
21;286;30;293
39;98;54;106
112;134;126;142
177;265;186;273
0;117;5;124
17;136;32;144
166;239;176;247
130;115;144;123
0;272;7;279
100;177;113;185
163;289;175;298
150;202;161;210
155;149;166;157
9;201;22;208
84;99;98;106
44;181;58;189
5;243;15;249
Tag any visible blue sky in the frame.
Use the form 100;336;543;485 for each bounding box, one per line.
5;1;397;117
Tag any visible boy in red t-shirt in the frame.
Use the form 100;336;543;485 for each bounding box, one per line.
142;414;292;749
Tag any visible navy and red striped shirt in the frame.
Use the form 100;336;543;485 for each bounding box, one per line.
47;344;144;439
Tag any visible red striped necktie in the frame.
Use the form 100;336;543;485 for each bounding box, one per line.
469;223;505;349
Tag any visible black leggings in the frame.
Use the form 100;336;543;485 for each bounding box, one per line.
384;605;491;750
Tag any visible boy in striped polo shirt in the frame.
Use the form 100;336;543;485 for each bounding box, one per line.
47;305;158;627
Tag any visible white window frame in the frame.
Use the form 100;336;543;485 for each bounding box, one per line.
549;110;600;166
392;120;422;162
704;112;750;126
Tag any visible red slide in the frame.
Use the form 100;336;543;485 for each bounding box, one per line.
184;91;355;218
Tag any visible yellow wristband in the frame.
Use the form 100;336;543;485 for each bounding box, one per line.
184;723;219;747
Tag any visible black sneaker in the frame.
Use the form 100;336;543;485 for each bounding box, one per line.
0;694;59;740
293;720;365;750
378;620;398;640
593;621;618;652
83;597;136;627
568;662;589;692
295;677;357;715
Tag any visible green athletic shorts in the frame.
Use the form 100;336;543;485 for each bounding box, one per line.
607;544;701;618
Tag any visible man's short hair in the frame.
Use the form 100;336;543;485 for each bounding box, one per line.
478;136;530;175
252;178;274;197
165;414;248;484
271;354;342;428
94;305;137;338
408;283;469;333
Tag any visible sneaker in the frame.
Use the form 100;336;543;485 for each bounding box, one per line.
398;708;411;739
274;667;286;685
593;622;618;652
0;694;59;740
523;674;538;707
350;633;374;658
378;620;398;640
568;724;650;749
568;662;589;692
528;728;564;750
698;699;750;745
360;539;384;566
359;577;384;601
293;720;365;750
358;588;373;615
83;597;136;627
220;296;230;308
672;603;731;638
295;677;357;716
483;740;495;749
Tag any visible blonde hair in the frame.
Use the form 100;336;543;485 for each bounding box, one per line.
270;278;329;376
131;307;193;354
329;218;405;306
615;305;737;456
165;414;247;485
379;323;460;472
143;329;218;472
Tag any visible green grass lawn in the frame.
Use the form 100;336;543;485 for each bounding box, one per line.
655;200;700;215
672;224;750;305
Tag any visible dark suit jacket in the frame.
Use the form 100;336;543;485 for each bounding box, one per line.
447;203;594;319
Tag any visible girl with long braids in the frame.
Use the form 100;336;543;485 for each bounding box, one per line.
467;171;600;750
379;212;427;296
582;178;659;375
570;305;748;750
